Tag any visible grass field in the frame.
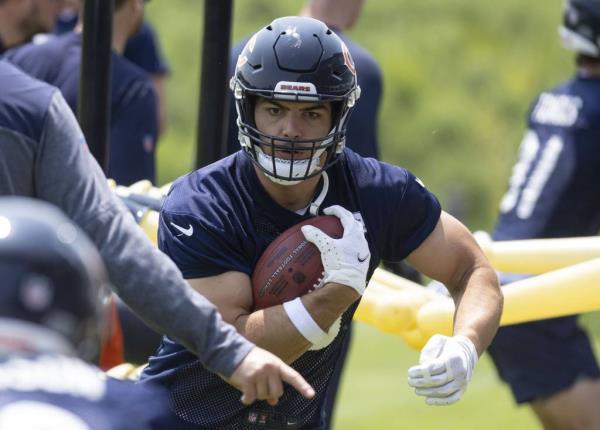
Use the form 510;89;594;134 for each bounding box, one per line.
331;324;537;429
331;315;600;430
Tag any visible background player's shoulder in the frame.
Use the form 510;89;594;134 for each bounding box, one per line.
529;75;600;128
0;62;58;142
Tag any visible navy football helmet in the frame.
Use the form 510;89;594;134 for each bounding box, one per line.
230;16;361;184
560;0;600;57
0;197;110;360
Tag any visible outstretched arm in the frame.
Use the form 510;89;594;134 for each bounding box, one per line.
407;211;502;352
406;211;503;405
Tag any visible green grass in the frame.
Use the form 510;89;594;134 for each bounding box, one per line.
334;315;600;429
331;324;538;429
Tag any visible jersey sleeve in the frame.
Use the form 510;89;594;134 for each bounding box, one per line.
159;182;253;279
349;154;441;261
383;170;441;260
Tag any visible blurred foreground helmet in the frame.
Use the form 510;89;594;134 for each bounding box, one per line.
230;16;361;185
560;0;600;57
0;197;110;361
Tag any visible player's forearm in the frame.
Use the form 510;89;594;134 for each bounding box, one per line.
450;264;503;355
236;283;359;363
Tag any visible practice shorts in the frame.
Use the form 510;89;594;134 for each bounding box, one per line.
487;275;600;403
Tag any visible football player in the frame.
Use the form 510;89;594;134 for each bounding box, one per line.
141;16;503;429
4;0;158;186
0;59;314;409
0;197;171;429
487;0;600;427
225;4;390;427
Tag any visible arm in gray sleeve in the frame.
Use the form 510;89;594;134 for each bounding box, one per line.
35;91;253;377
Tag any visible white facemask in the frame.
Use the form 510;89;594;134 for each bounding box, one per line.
256;146;326;186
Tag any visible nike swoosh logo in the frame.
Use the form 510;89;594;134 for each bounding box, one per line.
170;221;193;237
357;252;369;263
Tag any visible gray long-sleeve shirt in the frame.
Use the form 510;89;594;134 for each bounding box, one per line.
0;60;253;377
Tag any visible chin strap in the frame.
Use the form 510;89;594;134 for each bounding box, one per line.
309;172;329;216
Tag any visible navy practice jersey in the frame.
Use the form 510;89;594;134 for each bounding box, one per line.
3;32;158;186
0;60;57;149
140;149;440;429
124;22;170;77
494;74;600;241
0;354;170;429
226;29;382;159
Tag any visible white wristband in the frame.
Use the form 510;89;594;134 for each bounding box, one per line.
283;297;327;345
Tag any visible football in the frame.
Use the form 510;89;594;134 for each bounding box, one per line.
252;215;343;310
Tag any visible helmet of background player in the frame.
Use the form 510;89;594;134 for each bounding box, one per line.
0;197;110;362
560;0;600;57
230;16;361;185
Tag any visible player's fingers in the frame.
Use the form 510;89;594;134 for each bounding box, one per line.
301;225;329;248
240;383;257;406
415;379;462;397
408;371;450;389
265;375;284;406
408;359;446;379
323;205;355;231
425;388;465;406
279;363;315;399
255;376;270;402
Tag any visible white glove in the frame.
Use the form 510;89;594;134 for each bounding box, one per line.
301;205;370;295
407;334;478;405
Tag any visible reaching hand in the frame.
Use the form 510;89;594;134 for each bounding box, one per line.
301;205;370;295
227;347;315;406
407;334;478;405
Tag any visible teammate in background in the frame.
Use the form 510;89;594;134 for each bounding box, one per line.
0;197;172;429
4;0;159;186
124;21;170;136
0;0;61;54
54;0;171;137
488;1;600;427
141;17;503;429
0;59;314;407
